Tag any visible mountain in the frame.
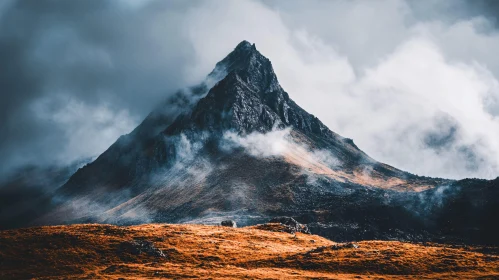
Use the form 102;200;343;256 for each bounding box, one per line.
25;41;498;245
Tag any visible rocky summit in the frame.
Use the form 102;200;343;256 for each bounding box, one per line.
9;41;497;245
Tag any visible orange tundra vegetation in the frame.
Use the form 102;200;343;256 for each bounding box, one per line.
0;223;498;279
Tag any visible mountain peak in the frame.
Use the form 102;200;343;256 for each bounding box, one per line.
210;40;275;85
165;42;347;143
234;40;256;52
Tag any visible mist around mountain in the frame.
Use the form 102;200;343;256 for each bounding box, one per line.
2;41;497;246
0;157;92;229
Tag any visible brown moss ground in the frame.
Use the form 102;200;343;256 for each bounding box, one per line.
0;223;497;279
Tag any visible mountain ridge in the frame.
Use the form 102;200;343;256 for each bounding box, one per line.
19;40;497;245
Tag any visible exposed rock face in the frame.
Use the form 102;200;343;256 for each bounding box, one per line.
163;41;363;165
25;40;499;245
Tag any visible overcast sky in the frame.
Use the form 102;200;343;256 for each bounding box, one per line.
2;0;499;179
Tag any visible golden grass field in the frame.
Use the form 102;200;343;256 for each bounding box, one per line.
0;223;497;279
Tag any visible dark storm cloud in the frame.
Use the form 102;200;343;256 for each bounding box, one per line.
0;0;204;175
2;0;499;180
463;0;499;25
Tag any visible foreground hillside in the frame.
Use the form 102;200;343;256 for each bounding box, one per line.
1;224;497;279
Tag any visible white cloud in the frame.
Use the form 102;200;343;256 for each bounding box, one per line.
181;0;499;179
221;128;291;157
31;95;136;164
220;128;341;170
349;38;499;178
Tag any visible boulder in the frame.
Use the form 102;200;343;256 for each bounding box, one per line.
118;240;165;258
221;220;237;228
268;216;311;234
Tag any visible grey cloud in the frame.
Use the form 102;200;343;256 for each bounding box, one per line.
2;0;499;181
423;114;459;151
0;0;203;175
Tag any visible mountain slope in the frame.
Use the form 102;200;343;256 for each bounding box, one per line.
31;41;497;245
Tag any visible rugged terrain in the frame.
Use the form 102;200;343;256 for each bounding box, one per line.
1;223;498;279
